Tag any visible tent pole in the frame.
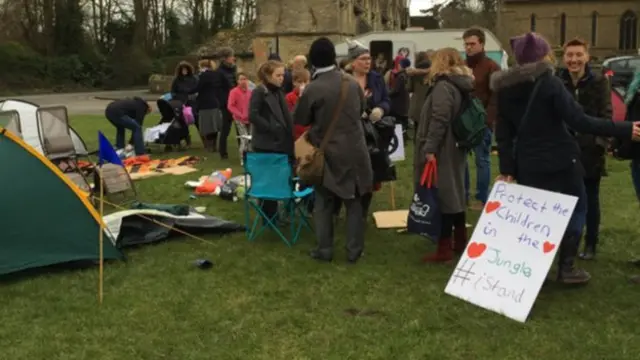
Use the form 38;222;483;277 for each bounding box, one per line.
98;167;104;304
389;182;396;210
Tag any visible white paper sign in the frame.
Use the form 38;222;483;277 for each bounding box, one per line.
444;181;578;323
389;124;405;161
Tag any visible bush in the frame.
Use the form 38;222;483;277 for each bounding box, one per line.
0;42;198;93
0;42;48;90
0;42;152;93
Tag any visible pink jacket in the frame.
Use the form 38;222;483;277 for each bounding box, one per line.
227;86;252;124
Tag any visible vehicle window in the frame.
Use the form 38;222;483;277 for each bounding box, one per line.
629;58;640;71
609;60;629;71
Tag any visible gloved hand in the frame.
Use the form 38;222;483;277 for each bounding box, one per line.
369;107;384;123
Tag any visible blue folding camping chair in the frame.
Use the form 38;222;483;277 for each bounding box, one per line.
244;152;314;246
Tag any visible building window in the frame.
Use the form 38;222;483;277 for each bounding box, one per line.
530;14;536;32
559;13;567;45
619;10;638;50
591;12;598;46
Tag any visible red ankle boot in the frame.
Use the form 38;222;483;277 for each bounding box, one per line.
453;226;468;254
422;237;453;263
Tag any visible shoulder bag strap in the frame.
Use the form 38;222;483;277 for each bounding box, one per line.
517;76;545;136
319;75;350;150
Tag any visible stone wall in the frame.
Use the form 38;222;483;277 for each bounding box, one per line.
499;0;639;60
253;0;408;68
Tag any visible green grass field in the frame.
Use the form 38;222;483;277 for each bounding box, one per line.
2;114;640;360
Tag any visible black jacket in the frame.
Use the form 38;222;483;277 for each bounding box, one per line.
282;69;294;94
196;69;224;110
216;62;237;107
249;83;294;155
105;97;148;124
557;66;612;178
171;74;198;103
613;89;640;159
491;62;631;178
389;69;410;117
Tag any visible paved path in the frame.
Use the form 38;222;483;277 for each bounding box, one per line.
2;90;158;115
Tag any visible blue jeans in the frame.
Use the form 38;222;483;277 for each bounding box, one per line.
107;115;145;155
465;128;492;204
566;179;588;239
631;159;640;201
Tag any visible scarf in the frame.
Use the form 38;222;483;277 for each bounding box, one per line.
625;71;640;105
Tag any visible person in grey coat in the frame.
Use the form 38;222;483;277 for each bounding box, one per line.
414;48;473;263
294;37;373;264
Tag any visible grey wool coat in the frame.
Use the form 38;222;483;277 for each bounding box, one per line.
414;66;474;214
293;69;373;199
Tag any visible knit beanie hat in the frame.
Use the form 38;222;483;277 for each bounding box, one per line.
346;39;369;60
510;32;551;65
308;37;337;68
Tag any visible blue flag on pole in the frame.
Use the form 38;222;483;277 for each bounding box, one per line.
98;131;123;166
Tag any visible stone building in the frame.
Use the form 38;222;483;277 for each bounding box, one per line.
252;0;409;64
498;0;639;61
149;0;409;92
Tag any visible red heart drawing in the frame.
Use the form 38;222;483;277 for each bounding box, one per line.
467;242;487;259
543;241;556;254
485;201;501;214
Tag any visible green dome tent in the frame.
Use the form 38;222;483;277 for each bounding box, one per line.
0;126;123;276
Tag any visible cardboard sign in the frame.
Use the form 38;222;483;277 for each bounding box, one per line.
444;181;578;323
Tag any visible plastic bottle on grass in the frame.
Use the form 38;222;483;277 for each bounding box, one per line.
235;186;245;200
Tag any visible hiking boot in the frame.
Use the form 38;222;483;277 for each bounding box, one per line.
310;249;332;262
579;246;596;261
422;237;453;263
347;251;363;264
558;268;591;284
557;235;591;284
453;226;468;255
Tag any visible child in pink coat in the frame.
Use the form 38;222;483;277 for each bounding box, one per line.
227;72;253;164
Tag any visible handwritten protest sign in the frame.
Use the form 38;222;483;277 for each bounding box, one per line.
444;181;578;323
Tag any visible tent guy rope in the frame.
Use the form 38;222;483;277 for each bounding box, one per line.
93;196;215;246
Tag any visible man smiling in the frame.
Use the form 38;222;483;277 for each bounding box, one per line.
557;38;612;261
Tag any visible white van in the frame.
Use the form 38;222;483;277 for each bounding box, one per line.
335;28;508;70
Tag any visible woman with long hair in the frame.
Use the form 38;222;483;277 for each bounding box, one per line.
248;60;294;223
195;59;225;151
415;48;474;263
491;32;640;284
